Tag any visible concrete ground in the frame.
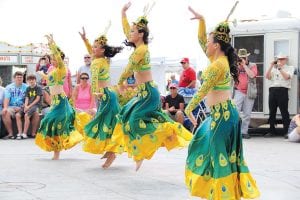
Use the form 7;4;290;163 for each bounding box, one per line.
0;136;299;200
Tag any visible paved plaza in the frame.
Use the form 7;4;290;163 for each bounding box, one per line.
0;137;299;200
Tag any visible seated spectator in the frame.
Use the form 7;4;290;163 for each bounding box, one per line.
2;71;28;139
40;86;51;116
164;83;185;124
17;74;42;139
72;73;96;115
178;57;197;97
0;77;5;132
287;114;300;142
72;73;96;135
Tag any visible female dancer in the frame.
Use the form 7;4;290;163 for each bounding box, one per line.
184;7;260;199
79;27;123;168
35;34;83;160
108;2;192;171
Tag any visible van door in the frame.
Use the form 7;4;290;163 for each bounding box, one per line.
264;31;299;115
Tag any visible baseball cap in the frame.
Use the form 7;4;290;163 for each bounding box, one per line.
180;57;189;64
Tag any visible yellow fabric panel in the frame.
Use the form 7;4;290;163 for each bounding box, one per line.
122;17;130;40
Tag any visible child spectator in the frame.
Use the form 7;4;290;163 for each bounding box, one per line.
17;74;42;139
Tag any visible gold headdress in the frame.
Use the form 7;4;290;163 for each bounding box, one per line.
95;20;111;46
134;2;155;29
213;1;239;44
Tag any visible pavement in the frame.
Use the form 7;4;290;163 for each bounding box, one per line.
0;136;299;200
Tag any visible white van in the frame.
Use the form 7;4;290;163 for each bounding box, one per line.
231;16;300;127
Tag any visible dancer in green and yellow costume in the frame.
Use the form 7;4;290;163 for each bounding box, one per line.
107;2;193;171
79;25;123;168
184;6;260;200
35;34;83;160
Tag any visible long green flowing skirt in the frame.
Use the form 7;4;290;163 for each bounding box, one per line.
35;94;83;152
108;81;192;161
83;87;120;154
185;100;260;200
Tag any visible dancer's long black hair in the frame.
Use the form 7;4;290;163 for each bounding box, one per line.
212;35;239;84
124;23;149;48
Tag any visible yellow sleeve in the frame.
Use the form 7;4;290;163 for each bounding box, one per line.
185;62;223;115
84;39;93;55
91;64;99;94
122;16;130;40
118;46;146;85
198;18;214;63
198;19;207;53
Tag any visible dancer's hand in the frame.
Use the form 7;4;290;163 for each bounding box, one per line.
79;27;87;41
188;6;204;20
118;84;126;95
122;2;131;15
93;92;103;99
188;113;198;127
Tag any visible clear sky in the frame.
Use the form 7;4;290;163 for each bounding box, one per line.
0;0;299;74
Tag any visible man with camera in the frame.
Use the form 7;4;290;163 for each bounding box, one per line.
265;53;295;138
233;49;258;139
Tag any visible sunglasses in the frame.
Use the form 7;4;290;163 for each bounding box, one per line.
84;57;91;59
180;62;186;64
80;77;89;80
170;87;177;89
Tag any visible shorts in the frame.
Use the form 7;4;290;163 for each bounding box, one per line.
7;106;24;118
24;105;39;117
288;129;300;142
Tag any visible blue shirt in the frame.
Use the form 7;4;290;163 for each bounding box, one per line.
4;83;28;107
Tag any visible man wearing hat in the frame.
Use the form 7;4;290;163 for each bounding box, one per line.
178;57;197;97
164;83;185;124
265;53;295;138
233;48;258;139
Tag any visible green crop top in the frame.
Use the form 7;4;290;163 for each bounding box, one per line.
84;39;110;93
118;17;151;85
185;18;231;115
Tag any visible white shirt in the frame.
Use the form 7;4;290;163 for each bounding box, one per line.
269;65;295;89
78;65;91;80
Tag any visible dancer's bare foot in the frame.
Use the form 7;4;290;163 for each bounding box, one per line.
52;151;60;160
101;152;109;159
135;160;143;171
102;152;116;169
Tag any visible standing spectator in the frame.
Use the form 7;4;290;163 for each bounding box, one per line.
265;53;295;138
36;55;51;86
0;77;5;134
178;57;197;97
170;74;179;85
164;83;185;124
76;54;91;84
18;74;42;139
233;48;258;139
287;114;300;142
2;71;27;139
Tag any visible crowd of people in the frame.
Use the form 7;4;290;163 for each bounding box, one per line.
1;2;299;200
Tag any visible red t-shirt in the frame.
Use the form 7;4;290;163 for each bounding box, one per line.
179;67;196;88
236;63;258;94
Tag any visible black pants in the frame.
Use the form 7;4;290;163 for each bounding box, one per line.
268;87;290;134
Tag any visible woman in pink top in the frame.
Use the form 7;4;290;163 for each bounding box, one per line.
72;72;96;134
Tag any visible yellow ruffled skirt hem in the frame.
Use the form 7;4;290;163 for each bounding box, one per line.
74;112;93;135
185;169;260;200
107;122;192;161
82;137;112;154
35;130;83;152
